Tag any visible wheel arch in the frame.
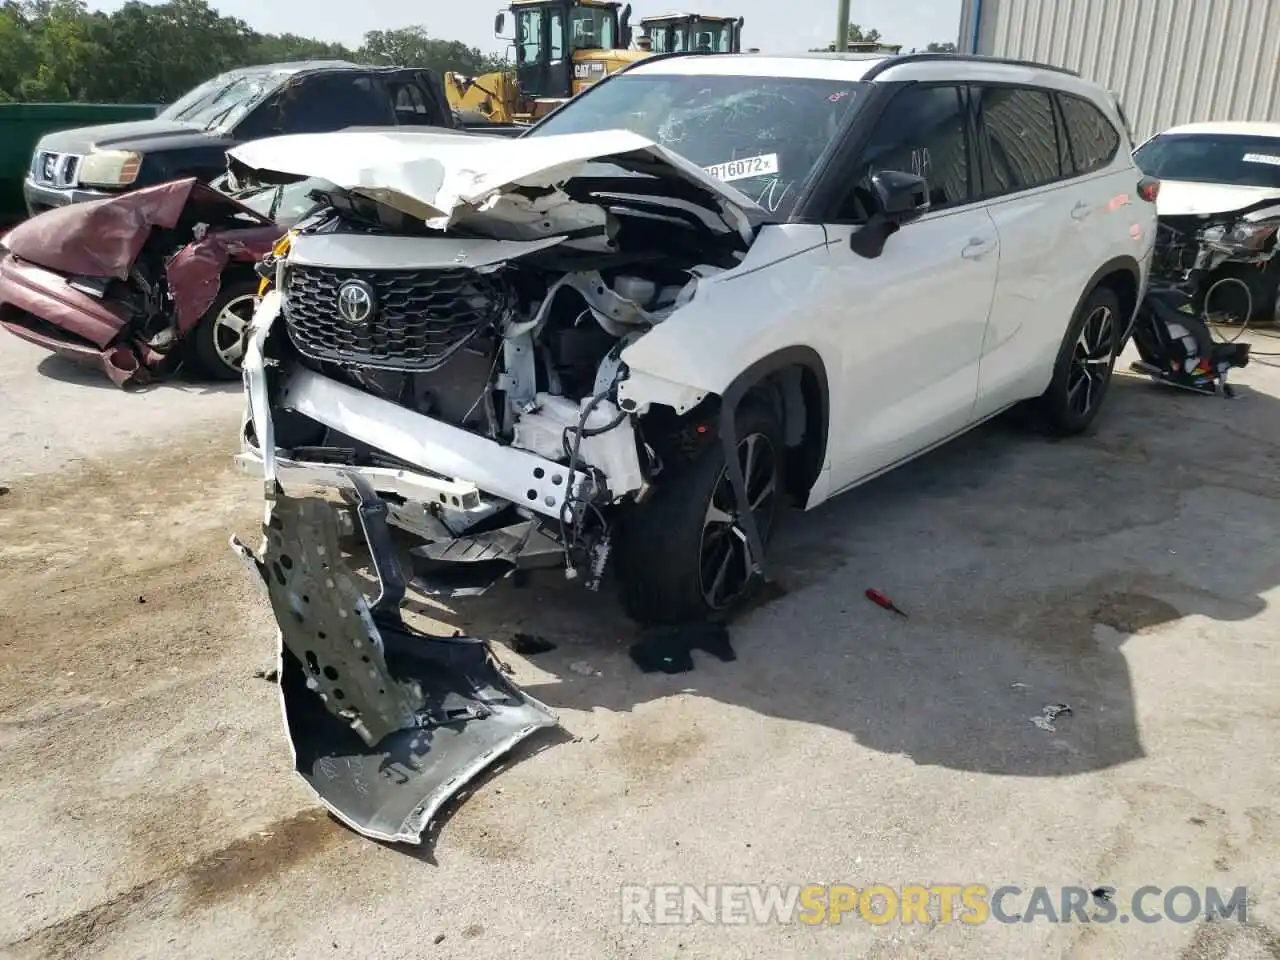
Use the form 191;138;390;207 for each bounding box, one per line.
717;344;830;504
1081;254;1142;345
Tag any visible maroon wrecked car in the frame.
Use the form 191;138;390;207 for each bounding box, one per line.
0;174;324;386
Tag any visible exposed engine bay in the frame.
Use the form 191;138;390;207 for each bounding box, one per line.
1151;195;1280;324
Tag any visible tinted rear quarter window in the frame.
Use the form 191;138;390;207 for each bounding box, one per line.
1058;93;1121;175
975;85;1062;196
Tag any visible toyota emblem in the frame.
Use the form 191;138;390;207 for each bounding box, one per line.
336;279;375;325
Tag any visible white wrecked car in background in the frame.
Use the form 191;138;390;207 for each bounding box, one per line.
229;53;1154;843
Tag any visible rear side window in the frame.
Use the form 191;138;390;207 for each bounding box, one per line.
390;83;437;126
1058;93;1121;175
845;84;973;216
974;85;1062;196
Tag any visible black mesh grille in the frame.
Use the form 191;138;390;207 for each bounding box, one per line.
283;265;505;371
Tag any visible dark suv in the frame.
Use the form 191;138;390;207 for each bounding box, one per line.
23;61;455;216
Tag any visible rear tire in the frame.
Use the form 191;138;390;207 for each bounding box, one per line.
616;400;784;625
189;279;259;380
1032;285;1122;436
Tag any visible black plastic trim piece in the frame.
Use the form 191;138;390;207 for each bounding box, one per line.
861;52;1081;82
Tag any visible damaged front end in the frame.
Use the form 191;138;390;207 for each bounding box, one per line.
233;129;760;599
232;472;557;844
1152;195;1280;324
227;129;803;842
0;178;280;386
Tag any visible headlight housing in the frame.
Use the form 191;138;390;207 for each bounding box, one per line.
77;150;142;188
1226;221;1278;250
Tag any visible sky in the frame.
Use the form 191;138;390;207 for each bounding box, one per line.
87;0;965;55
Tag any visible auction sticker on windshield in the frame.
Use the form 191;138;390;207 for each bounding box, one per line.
704;154;780;183
1242;153;1280;166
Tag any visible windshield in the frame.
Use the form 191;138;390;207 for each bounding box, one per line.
1135;133;1280;189
213;173;333;223
157;71;286;130
527;73;867;218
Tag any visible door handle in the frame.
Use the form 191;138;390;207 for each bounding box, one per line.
961;237;995;260
1071;201;1092;220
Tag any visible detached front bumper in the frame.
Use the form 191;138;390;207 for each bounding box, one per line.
233;476;559;844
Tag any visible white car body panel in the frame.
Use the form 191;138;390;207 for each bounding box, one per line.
976;157;1152;416
822;208;998;489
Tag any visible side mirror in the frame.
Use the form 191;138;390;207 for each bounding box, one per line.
494;11;507;37
871;170;930;222
849;170;931;260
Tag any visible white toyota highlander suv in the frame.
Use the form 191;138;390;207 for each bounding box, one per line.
232;51;1158;625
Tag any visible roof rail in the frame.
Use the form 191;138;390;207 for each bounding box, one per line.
862;52;1081;81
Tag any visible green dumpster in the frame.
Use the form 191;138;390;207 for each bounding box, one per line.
0;102;161;225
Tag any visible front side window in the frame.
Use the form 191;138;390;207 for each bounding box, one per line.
1058;93;1121;175
528;73;867;219
518;8;544;63
1134;133;1280;188
570;6;615;50
845;84;972;218
976;85;1062;196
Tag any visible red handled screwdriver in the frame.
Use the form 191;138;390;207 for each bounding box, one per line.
865;588;908;618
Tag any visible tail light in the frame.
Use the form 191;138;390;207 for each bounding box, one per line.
1138;176;1160;203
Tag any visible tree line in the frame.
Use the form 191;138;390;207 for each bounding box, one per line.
0;0;508;104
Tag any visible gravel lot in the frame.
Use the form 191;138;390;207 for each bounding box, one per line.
2;332;1279;959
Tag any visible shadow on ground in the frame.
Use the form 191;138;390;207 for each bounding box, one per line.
394;370;1280;788
36;354;240;395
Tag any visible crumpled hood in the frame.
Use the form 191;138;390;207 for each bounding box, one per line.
225;128;762;233
1156;179;1280;217
3;177;272;280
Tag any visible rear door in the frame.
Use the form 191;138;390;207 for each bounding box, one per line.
969;83;1109;417
817;83;1000;491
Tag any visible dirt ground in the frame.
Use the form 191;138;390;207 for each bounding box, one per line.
2;332;1280;959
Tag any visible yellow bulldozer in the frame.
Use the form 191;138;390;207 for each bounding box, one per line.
446;0;646;127
638;12;745;53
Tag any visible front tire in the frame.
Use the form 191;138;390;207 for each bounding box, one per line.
1033;285;1122;436
617;400;784;625
189;280;259;380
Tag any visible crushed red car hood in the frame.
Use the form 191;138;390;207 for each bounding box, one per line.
2;178;273;281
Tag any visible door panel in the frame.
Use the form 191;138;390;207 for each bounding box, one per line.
822;208;1000;491
971;84;1097;416
819;84;997;492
